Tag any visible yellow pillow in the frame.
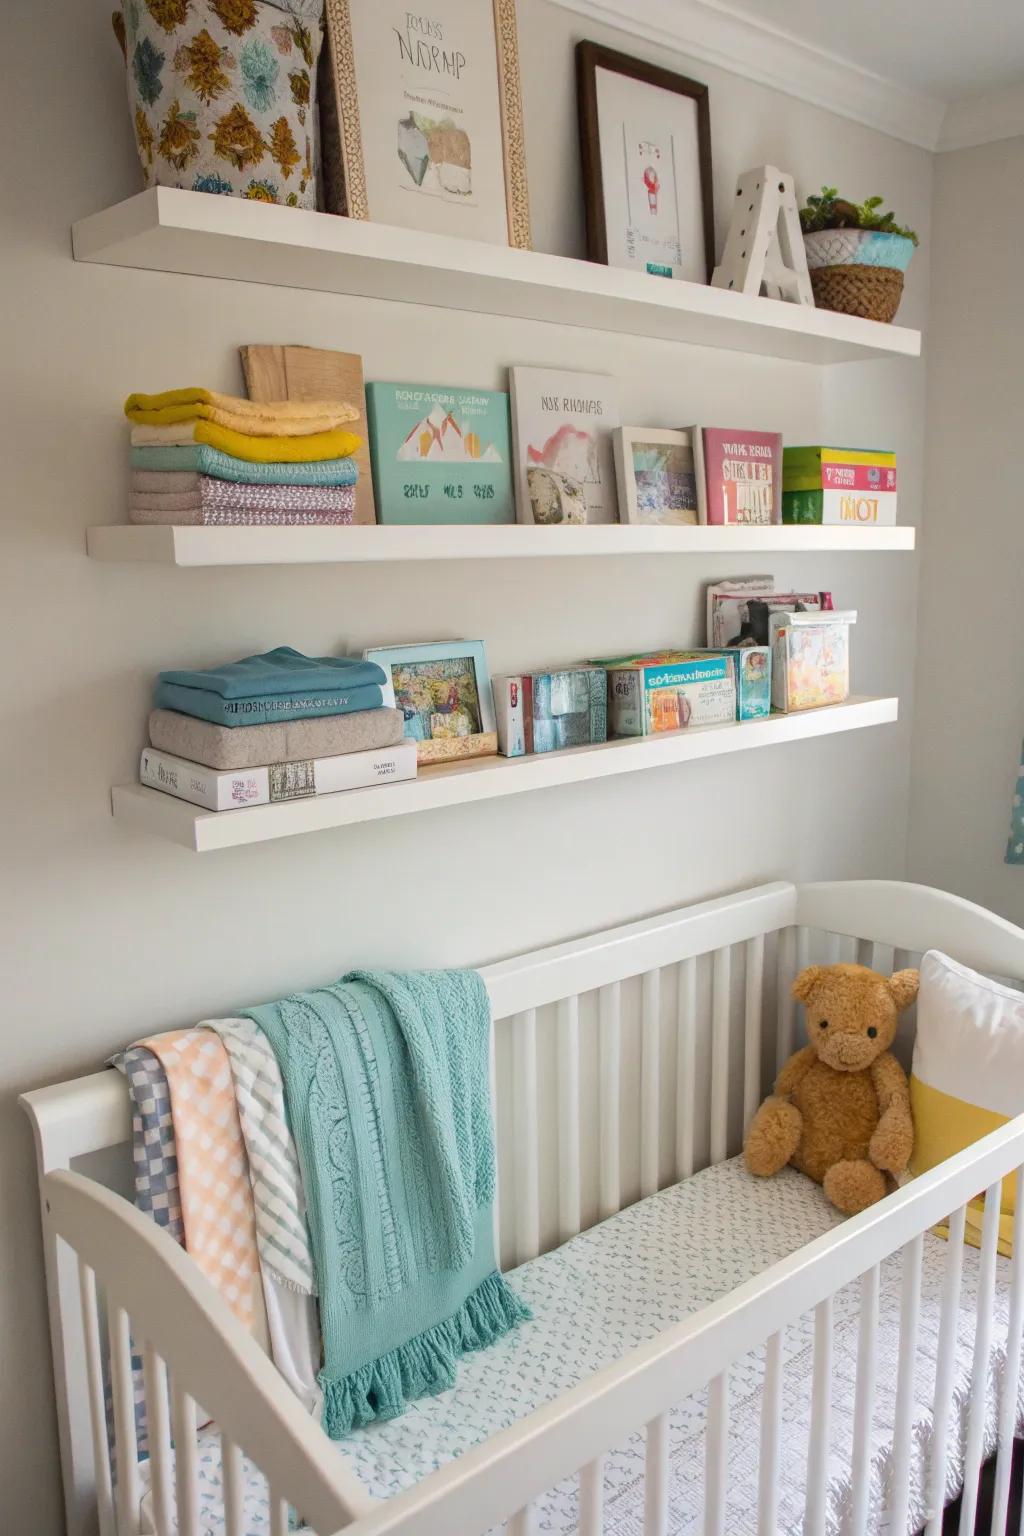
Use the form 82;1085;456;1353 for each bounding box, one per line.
910;949;1024;1255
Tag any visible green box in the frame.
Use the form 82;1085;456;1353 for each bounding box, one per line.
366;383;515;525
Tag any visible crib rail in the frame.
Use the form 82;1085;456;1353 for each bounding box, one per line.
338;1112;1024;1536
42;1169;370;1536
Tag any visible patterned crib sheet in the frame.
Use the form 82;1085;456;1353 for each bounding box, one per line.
135;1158;1022;1535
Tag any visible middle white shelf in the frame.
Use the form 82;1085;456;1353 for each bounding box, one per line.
87;524;916;566
113;695;898;852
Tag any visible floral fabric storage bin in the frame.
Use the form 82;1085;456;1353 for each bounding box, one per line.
118;0;323;208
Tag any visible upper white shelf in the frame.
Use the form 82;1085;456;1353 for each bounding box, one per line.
72;189;921;365
86;523;915;566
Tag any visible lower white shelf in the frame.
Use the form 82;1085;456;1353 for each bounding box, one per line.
111;695;898;852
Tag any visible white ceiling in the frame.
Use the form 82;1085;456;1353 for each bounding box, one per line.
711;0;1024;101
553;0;1024;150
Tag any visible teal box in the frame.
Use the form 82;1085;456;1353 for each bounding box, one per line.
703;647;772;720
366;383;515;524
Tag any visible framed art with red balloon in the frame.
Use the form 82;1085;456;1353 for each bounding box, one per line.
576;41;714;285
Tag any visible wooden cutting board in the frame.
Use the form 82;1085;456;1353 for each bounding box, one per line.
239;344;377;525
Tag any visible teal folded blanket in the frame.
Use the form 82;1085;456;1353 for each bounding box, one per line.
244;971;529;1436
159;646;386;698
130;444;359;487
154;680;384;726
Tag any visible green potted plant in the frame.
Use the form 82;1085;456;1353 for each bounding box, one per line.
798;188;918;323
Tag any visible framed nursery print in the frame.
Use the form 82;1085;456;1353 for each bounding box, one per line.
321;0;531;247
576;41;714;283
363;640;497;764
613;427;705;525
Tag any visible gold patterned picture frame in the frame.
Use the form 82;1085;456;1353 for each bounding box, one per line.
321;0;531;249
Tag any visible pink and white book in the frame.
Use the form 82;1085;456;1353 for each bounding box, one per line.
701;428;783;525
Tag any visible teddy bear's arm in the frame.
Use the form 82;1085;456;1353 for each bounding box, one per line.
868;1052;914;1174
774;1045;817;1097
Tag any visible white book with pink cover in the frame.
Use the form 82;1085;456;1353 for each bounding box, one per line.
510;367;621;524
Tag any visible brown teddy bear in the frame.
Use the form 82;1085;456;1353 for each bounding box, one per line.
744;962;919;1214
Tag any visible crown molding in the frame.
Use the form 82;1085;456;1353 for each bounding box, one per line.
547;0;947;150
937;85;1024;152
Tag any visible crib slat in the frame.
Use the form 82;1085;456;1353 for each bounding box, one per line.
890;1234;924;1536
849;1264;880;1536
757;1330;782;1535
855;937;875;968
579;1456;604;1535
171;1384;199;1536
958;1184;1002;1536
796;925;811;974
599;984;621;1220
142;1344;173;1536
805;1297;833;1536
644;1412;670;1535
270;1491;289;1536
775;927;797;1069
710;948;731;1167
705;1371;729;1536
557;995;581;1243
109;1305;140;1533
991;1167;1024;1536
221;1435;244;1536
513;1009;540;1263
925;1206;967;1536
641;971;661;1200
507;1504;535;1535
77;1260;115;1536
743;935;765;1132
676;957;697;1181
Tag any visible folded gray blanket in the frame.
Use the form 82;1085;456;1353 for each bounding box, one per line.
148;706;404;770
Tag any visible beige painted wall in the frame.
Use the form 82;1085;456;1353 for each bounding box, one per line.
2;0;931;1525
907;136;1024;922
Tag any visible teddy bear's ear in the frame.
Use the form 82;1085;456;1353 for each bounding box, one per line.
887;968;920;1011
792;964;825;1003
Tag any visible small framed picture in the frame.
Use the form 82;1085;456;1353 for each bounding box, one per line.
576;41;714;284
363;640;497;764
613;427;706;525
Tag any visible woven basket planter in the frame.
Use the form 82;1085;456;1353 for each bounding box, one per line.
803;229;915;323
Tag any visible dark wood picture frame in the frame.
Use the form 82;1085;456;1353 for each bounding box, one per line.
576;40;715;283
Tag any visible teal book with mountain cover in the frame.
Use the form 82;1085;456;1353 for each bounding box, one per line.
366;384;514;525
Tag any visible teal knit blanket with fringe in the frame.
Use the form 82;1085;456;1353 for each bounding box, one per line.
244;970;529;1436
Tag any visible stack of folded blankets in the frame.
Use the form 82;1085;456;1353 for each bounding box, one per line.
141;646;417;811
125;387;363;526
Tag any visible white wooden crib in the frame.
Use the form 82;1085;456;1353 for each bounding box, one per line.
21;878;1024;1536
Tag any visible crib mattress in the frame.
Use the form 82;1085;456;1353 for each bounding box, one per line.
139;1157;1020;1536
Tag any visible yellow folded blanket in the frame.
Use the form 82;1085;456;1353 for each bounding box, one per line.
130;420;362;463
124;387;360;437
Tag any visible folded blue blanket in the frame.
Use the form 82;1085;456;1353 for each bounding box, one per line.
158;647;386;699
130;445;360;487
154;681;385;727
244;970;528;1436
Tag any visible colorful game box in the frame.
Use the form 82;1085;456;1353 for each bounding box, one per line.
493;668;607;756
783;446;897;526
593;652;736;737
700;647;772;720
770;611;856;712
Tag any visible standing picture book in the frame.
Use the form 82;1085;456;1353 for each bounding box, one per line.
510;368;621;523
701;428;782;525
366;384;514;524
783;446;897;526
705;577;833;648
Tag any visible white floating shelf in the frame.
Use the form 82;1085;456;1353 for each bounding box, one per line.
73;189;921;365
87;523;916;566
111;696;898;853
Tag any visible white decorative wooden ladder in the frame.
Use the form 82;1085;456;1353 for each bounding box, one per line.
712;165;813;305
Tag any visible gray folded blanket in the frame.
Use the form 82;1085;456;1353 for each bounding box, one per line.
149;707;405;770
